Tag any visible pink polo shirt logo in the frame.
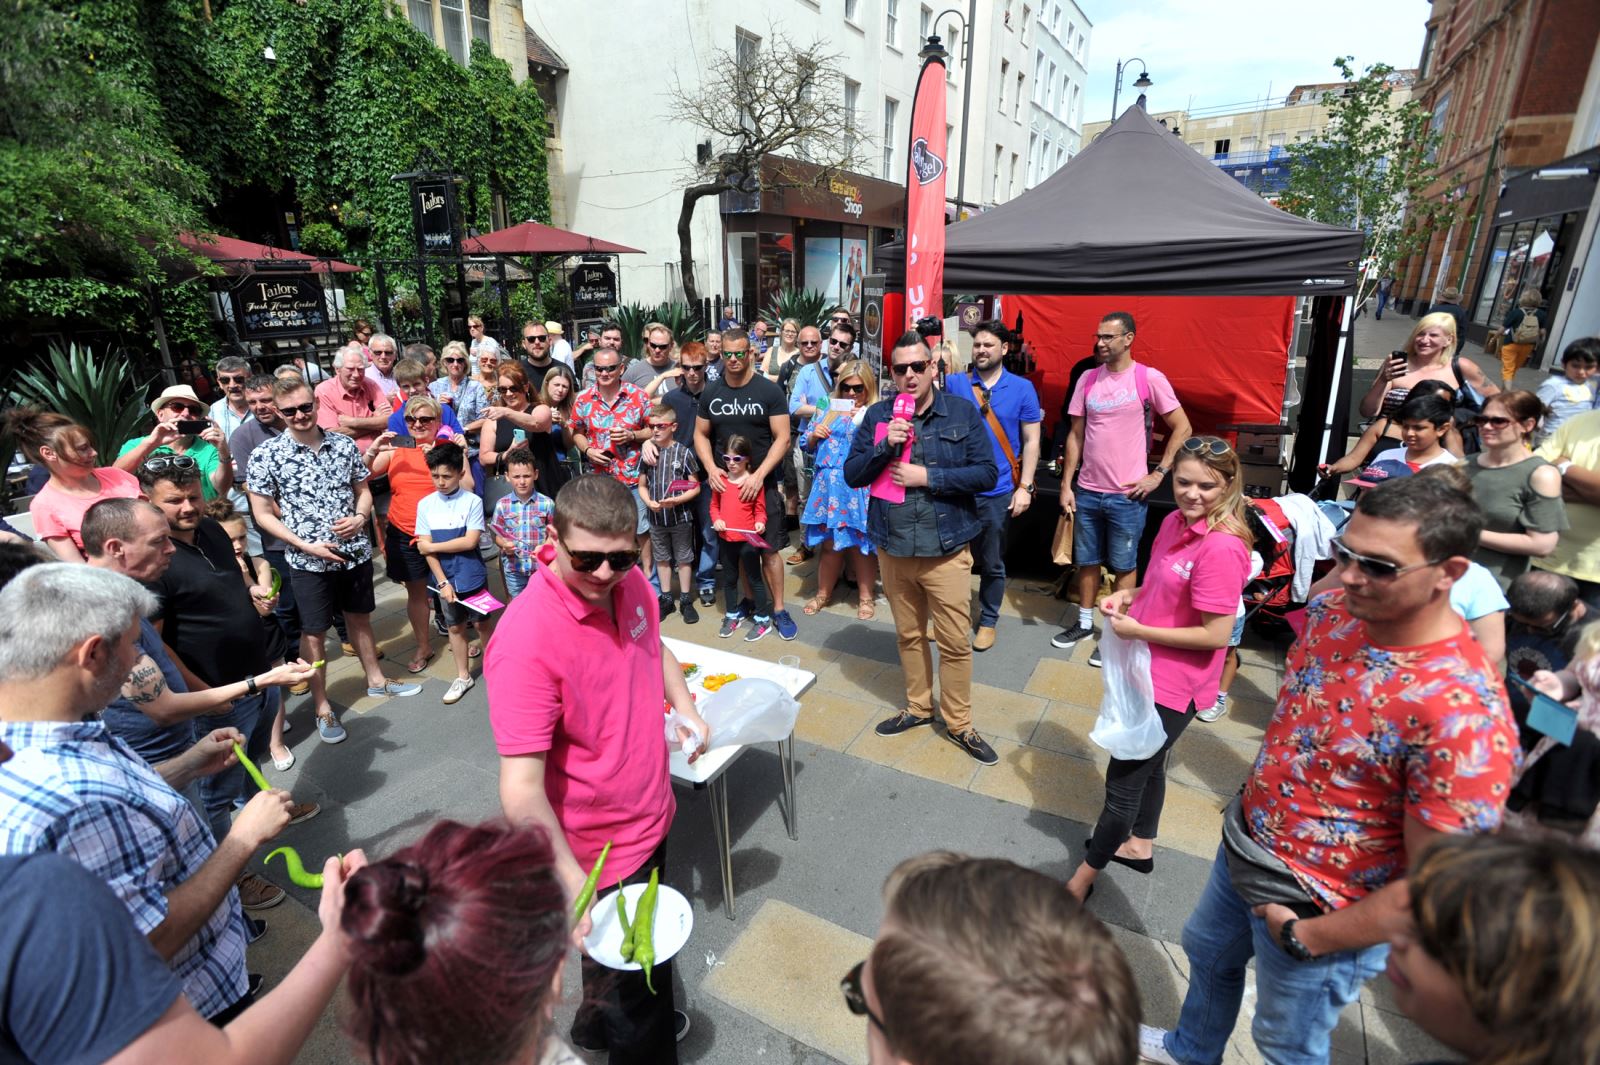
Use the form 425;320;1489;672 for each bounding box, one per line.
629;604;648;641
1170;558;1195;581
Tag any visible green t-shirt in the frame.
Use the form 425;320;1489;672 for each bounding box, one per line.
117;437;224;501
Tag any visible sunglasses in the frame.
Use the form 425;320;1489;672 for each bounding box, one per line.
721;454;749;463
1181;436;1232;456
832;338;853;346
1473;415;1515;429
560;542;641;573
648;421;675;429
891;360;930;376
524;335;547;343
404;415;438;425
443;356;467;364
1095;332;1129;342
593;363;622;374
647;341;673;352
839;383;866;394
499;385;526;395
723;350;752;361
218;374;249;385
799;340;822;347
277;401;316;417
841;961;887;1034
1330;536;1443;580
1512;605;1575;638
142;455;199;474
679;363;706;373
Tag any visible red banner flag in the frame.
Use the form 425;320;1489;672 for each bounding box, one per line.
904;56;948;335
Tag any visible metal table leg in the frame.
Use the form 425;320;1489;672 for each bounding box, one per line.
708;776;736;920
778;734;798;840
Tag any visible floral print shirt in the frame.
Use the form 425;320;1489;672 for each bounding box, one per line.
569;383;649;487
1241;590;1521;910
245;430;371;572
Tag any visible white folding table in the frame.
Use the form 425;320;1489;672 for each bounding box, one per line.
664;636;815;919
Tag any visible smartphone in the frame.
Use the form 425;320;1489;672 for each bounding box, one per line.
328;546;357;562
176;418;210;434
1385;351;1408;376
392;435;417;449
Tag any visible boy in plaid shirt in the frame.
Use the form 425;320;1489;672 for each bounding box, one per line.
489;446;555;599
638;405;702;622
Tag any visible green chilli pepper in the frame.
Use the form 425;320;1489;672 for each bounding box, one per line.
571;840;612;921
633;867;660;994
269;568;282;597
265;846;324;888
311;658;325;669
617;892;635;962
232;742;271;792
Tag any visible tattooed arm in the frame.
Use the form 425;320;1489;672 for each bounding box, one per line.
121;652;312;727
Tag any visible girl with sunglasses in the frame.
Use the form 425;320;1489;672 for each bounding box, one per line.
365;396;472;675
1065;436;1253;903
711;435;773;640
429;340;490;443
5;408;142;562
1464;391;1567;590
799;361;880;620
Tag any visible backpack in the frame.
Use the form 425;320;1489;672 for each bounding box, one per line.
1082;363;1154;454
1512;310;1542;345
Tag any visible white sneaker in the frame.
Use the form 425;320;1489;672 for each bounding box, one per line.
1197;698;1228;723
1138;1024;1181;1064
443;676;475;705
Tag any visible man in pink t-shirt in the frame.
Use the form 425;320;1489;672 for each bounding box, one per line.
488;475;708;1061
1053;312;1191;657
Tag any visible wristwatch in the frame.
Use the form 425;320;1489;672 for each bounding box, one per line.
1021;483;1036;495
1279;918;1315;961
1154;464;1170;475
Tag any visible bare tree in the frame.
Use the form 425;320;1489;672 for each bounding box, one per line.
665;30;874;305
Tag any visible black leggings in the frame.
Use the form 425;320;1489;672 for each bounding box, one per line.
1085;701;1194;870
719;538;768;616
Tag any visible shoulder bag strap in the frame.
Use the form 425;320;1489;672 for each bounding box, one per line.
969;377;1021;485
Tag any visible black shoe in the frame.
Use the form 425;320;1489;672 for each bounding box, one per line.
680;594;700;625
699;587;716;607
1051;623;1094;649
247;972;265;997
875;710;935;737
432;610;448;637
1087;644;1102;668
675;1010;691;1042
246;917;268;944
659;593;676;621
569;1018;607;1054
948;728;999;765
1086;838;1154;874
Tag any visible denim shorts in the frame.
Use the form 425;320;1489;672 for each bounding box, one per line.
1229;612;1246;647
1072;488;1146;573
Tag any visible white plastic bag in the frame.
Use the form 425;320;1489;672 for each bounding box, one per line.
1088;624;1167;760
696;678;801;751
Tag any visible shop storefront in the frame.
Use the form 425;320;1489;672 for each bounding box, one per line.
721;156;903;317
1469;147;1598;351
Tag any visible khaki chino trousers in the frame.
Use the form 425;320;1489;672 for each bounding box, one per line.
877;545;974;733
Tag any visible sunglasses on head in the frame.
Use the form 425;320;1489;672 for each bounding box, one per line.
1330;536;1443;580
560;542;641;573
142;455;199;475
891;360;930;376
841;961;887;1033
1181;436;1232;456
277;401;316;417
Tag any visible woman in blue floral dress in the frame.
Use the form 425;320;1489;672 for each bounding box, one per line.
800;360;880;620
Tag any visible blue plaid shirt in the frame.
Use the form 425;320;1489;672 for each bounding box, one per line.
491;490;556;578
0;720;248;1019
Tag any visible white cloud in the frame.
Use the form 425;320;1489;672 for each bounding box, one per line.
1078;0;1427;125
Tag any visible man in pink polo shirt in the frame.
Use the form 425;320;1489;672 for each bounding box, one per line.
488;475;708;1063
314;343;391;453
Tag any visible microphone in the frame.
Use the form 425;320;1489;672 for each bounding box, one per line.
892;393;916;463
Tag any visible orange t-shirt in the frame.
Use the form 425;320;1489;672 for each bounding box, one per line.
384;449;436;537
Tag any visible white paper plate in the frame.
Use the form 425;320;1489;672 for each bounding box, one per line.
582;882;693;971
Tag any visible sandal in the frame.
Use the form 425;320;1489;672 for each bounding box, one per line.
802;594;831;616
468;640;483;659
857;600;876;621
406;650;435;674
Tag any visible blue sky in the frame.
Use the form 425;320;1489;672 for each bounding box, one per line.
1077;0;1429;123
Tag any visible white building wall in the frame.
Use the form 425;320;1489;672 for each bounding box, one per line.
1024;0;1089;189
525;0;1028;302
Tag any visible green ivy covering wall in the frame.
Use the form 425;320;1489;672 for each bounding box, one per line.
2;0;550;358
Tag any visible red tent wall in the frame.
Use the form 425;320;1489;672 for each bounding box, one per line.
1007;295;1294;439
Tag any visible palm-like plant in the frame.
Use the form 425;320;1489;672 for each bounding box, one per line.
761;288;830;330
11;343;155;459
610;301;710;358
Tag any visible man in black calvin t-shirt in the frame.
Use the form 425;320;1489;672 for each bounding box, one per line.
695;329;797;638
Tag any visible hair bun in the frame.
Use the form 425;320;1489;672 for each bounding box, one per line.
343;861;432;976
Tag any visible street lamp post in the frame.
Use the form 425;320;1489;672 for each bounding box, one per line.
923;1;977;212
1110;58;1153;121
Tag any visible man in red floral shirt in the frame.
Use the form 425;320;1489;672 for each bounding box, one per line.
1140;475;1520;1065
569;348;654;576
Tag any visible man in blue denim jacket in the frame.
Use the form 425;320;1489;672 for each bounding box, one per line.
844;331;1000;765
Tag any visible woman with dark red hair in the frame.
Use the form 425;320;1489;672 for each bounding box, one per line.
342;819;577;1065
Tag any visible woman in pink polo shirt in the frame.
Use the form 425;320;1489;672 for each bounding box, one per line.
1066;436;1252;902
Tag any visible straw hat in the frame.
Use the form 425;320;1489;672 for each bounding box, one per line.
545;321;564;335
150;384;206;417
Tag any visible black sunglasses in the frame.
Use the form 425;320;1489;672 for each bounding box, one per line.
839;383;866;394
443;356;467;364
560;542;641;573
799;339;822;347
841;961;887;1033
404;414;438;425
524;335;548;343
593;362;622;373
679;363;706;373
1181;436;1232;456
277;401;316;417
1473;415;1515;429
648;341;673;352
891;360;930;376
1330;536;1443;581
217;374;249;385
142;455;198;475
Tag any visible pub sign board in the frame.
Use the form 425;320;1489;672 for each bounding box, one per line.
861;273;886;378
569;263;618;308
413;180;460;256
232;273;329;339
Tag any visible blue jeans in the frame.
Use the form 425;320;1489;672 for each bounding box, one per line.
695;489;717;593
503;563;530;599
1073;488;1146;574
1167;846;1388;1065
199;689;276;844
972;491;1011;627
